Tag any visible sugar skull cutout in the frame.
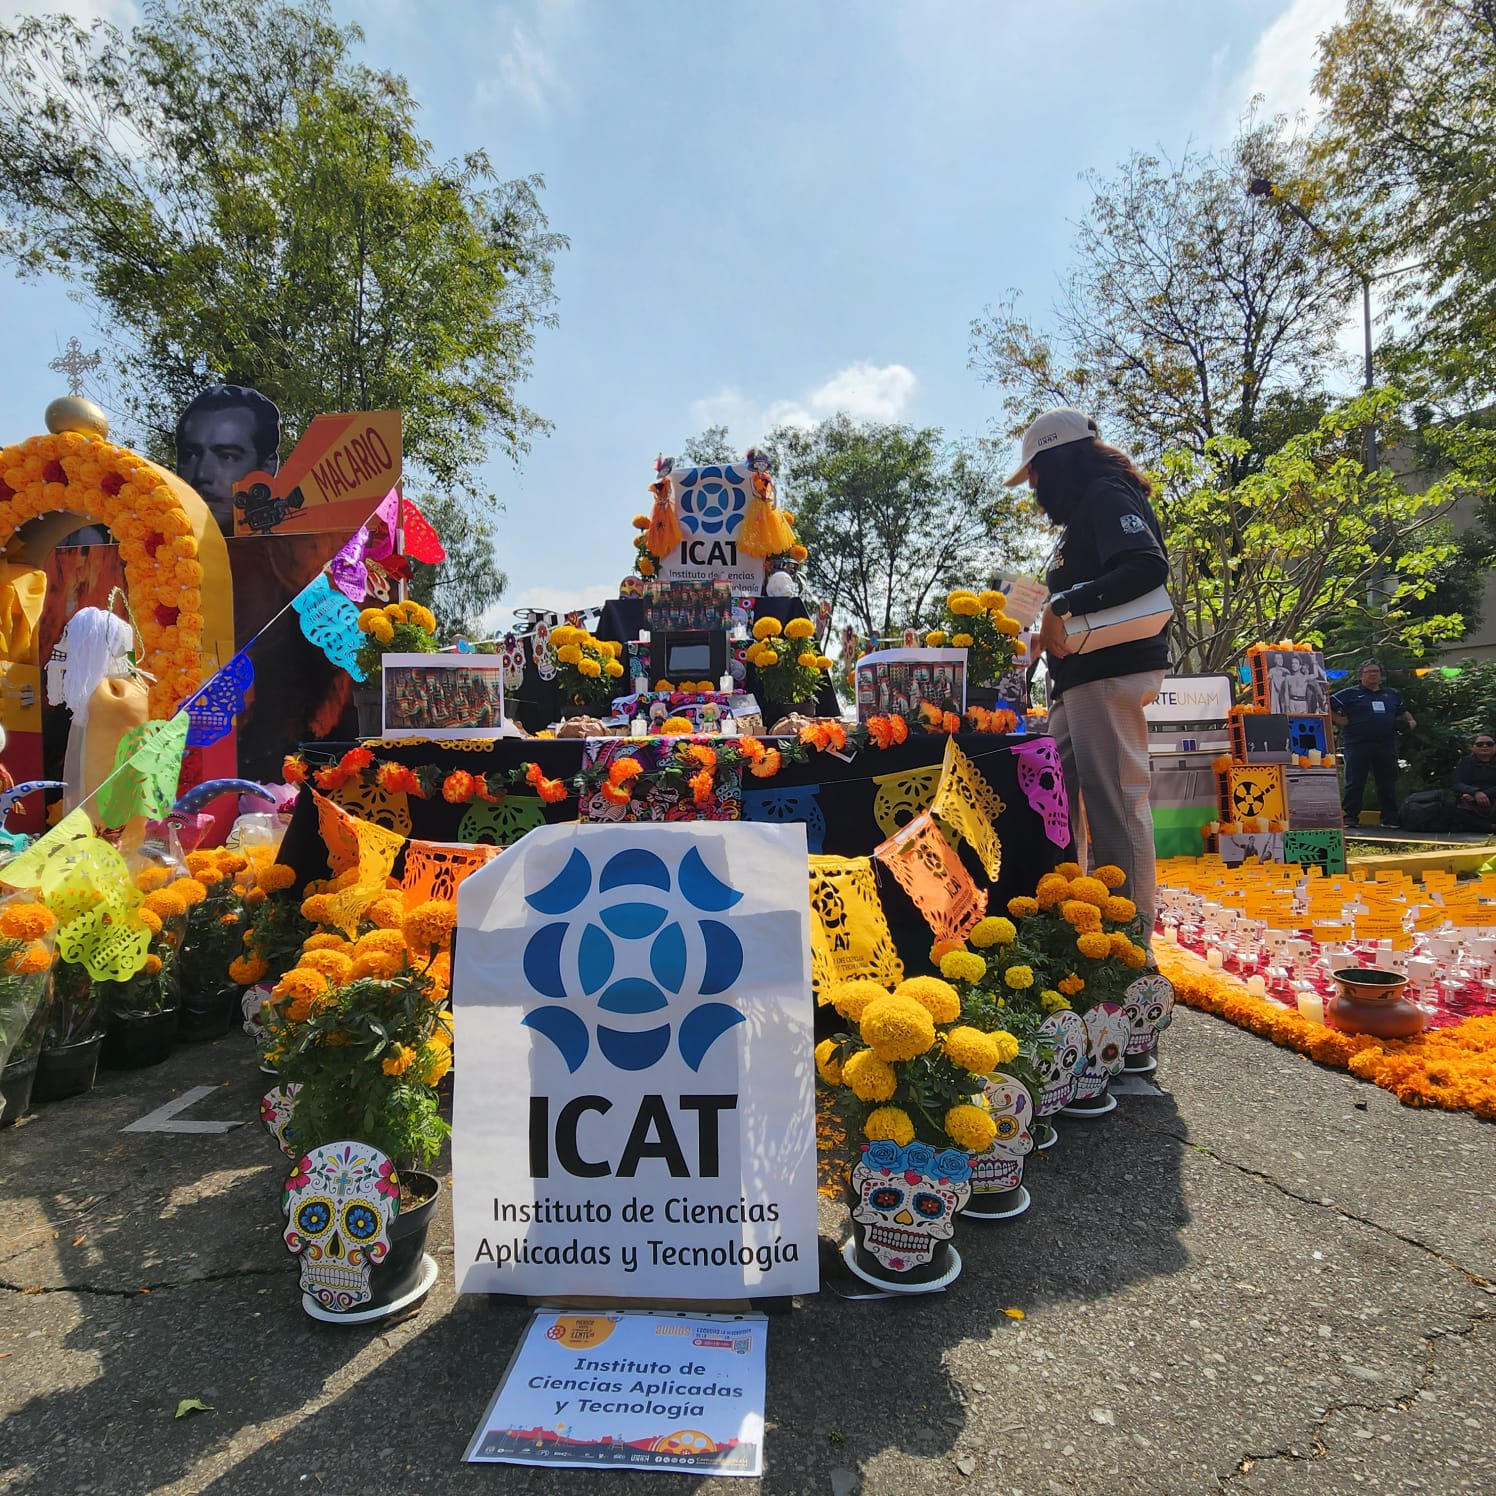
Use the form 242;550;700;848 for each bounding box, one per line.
260;1083;301;1157
971;1073;1033;1193
1121;973;1175;1056
1013;738;1071;847
282;1142;400;1312
1073;1002;1130;1101
1032;1009;1087;1115
500;632;527;692
850;1140;973;1275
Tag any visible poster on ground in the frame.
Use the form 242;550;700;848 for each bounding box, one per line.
451;822;819;1299
465;1309;766;1475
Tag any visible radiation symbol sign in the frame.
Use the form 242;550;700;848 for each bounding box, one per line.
1227;766;1286;823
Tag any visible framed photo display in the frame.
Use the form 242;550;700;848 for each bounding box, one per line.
381;653;509;740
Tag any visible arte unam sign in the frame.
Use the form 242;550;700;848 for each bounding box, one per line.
451;822;819;1299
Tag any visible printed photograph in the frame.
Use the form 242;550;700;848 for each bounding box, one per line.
381;654;507;738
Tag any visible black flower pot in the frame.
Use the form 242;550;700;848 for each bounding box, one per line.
177;987;239;1044
1;1054;38;1125
101;1008;179;1071
34;1036;104;1103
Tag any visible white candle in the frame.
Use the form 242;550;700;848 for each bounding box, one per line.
719;673;734;693
629;717;647;739
1164;926;1179;945
1296;989;1325;1025
1206;948;1224;969
638;629;651;644
1308;749;1322;765
1246;974;1267;997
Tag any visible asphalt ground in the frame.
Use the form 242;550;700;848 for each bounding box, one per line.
1;1008;1493;1496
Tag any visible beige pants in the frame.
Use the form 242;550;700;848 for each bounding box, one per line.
1048;669;1165;934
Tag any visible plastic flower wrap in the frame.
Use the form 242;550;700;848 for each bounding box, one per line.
354;599;439;678
747;614;831;706
178;845;258;1001
551;625;626;707
232;860;313;990
816;973;1031;1155
922;587;1023;686
0;895;58;1076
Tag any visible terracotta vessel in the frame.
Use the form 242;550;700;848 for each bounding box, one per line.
1326;967;1427;1039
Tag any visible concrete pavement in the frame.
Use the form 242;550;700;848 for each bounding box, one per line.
1;1008;1492;1495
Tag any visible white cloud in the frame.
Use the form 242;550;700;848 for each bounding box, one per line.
0;0;136;24
1230;0;1347;125
474;0;576;117
688;360;919;447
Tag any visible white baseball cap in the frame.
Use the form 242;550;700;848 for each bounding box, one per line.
1004;407;1099;487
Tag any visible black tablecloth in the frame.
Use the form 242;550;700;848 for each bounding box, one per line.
279;732;1070;974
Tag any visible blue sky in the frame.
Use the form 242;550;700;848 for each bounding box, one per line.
0;0;1347;628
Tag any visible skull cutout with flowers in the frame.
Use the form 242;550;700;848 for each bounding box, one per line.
282;1142;400;1311
1073;1003;1130;1101
1033;1009;1087;1116
971;1073;1033;1194
850;1140;973;1276
1121;972;1175;1057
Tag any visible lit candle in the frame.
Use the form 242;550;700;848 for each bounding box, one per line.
1295;989;1325;1025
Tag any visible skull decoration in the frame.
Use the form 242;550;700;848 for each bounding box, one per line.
1121;973;1175;1057
1032;1009;1087;1115
848;1140;973;1284
1072;1003;1130;1102
241;982;273;1037
1012;738;1071;847
970;1073;1034;1195
260;1083;301;1157
282;1142;400;1312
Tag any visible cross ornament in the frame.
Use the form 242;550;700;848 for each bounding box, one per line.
49;337;102;396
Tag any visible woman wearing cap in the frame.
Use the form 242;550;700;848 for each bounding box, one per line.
1007;409;1170;940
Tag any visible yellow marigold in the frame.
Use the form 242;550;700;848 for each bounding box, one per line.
184;850;218;876
948;594;983;617
402;900;457;952
301;894;335;924
1040;990;1071;1012
355;928;409;958
828;978;891;1021
1109;931;1132;956
859;995;938;1061
1007;897;1039;919
228;955;268;985
1076;932;1112;960
863;1105;915;1146
299;949;354;985
1061;899;1103;932
814;1038;844;1086
135;866;173;892
351;951;402;981
244;887;267;907
142;887;188;920
939;950;988;985
1103;895;1138;923
556;643;582;665
990;1029;1021;1065
272;967;328;1002
1035;873;1070;910
978;589;1005;611
0;903;55;941
784;616;816;640
302;933;351;954
893;975;961;1024
1058;973;1086;996
842;1048;899;1102
367;894;407;929
796;651;820;669
1121;944;1149;969
752;616;783;639
925;629;948;647
1054;861;1083;879
944;1025;1000;1075
258;863;297;893
1068;876;1110;908
970;916;1017;947
1094;864;1128;889
381;1044;418;1077
945;1103;997;1152
659;715;694;735
1003;965;1035;991
420;1045;453;1085
174;878;208;907
950;633;974;649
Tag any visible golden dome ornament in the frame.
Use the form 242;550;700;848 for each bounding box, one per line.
44;396;110;439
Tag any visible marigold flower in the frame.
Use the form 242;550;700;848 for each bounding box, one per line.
944;1025;1000;1075
861;994;939;1059
1103;895;1138;923
402;900;457;952
1054;861;1083;879
420;1045;453;1084
939;950;988;985
351;951;402;981
970;916;1017;948
174;878;208;907
1062;899;1103;932
814;1038;844;1086
381;1044;418;1077
893;975;961;1024
1058;973;1086;996
659;716;694;736
989;1029;1021;1065
784;616;815;640
1007;897;1039;919
303;932;351;953
272;967;328;1002
143;887;188;920
1040;990;1071;1012
749;747;782;777
945;1103;997;1152
1035;873;1070;910
0;903;55;941
752;616;783;639
299;949;354;985
842;1048;899;1102
863;1105;915;1146
11;945;53;976
1068;876;1110;908
827;978;891;1021
1076;932;1112;960
1093;865;1128;889
925;630;948;647
1003;965;1035;990
139;908;164;936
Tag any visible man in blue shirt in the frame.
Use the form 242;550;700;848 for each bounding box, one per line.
1331;660;1415;828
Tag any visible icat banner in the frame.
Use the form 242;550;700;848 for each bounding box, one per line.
452;823;819;1298
658;464;765;592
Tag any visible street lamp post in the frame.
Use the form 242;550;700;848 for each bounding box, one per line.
1247;177;1377;472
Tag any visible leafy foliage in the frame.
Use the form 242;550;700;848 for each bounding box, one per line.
0;0;562;513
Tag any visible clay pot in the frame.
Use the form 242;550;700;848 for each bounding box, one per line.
1326;967;1426;1039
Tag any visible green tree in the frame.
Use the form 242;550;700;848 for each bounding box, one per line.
969;123;1349;482
405;492;508;640
0;0;562;580
1155;392;1496;672
1313;0;1496;413
763;417;1043;640
677;425;740;466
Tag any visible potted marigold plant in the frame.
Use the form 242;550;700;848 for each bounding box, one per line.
746;615;830;714
551;625;626;710
35;957;106;1103
0;897;57;1123
923;587;1023;689
354;600;440;735
177;845;257;1040
815;973;1014;1289
259;897;455;1321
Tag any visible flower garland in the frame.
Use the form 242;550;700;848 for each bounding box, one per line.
1155;945;1496;1121
0;431;204;717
